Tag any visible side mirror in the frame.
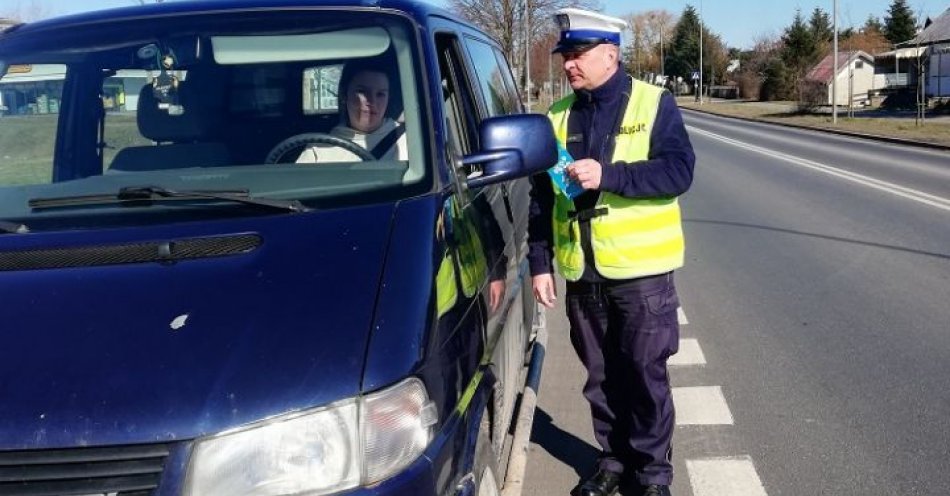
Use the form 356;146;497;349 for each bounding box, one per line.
463;114;557;189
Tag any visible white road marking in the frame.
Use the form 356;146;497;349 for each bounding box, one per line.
687;126;950;213
673;386;734;425
669;338;706;367
677;306;689;325
686;456;769;496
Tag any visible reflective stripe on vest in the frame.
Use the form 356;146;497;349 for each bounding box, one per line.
547;78;685;281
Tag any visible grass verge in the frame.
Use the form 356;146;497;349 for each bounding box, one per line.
677;99;950;148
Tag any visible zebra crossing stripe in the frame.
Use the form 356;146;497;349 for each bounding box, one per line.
686;456;768;496
669;338;706;367
677;306;689;325
673;386;734;425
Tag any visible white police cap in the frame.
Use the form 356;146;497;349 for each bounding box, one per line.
552;8;628;53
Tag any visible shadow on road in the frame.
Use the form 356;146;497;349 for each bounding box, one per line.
530;407;600;479
684;219;950;261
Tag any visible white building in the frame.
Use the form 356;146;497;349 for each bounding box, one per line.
805;51;876;106
903;7;950;99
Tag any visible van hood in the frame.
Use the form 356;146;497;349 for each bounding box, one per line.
0;202;398;450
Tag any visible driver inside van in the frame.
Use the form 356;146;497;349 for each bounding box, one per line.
297;58;407;163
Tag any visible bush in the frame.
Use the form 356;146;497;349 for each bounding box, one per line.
798;80;826;113
734;71;761;100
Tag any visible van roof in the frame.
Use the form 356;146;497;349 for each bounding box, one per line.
9;0;480;38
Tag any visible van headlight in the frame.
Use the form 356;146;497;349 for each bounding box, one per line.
184;378;438;496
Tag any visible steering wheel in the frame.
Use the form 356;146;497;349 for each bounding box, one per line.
265;132;376;164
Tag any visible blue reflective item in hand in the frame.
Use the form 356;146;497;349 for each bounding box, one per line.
548;142;584;199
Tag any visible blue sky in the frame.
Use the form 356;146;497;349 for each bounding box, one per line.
1;0;946;49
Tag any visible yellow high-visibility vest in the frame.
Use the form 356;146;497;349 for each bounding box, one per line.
547;78;684;281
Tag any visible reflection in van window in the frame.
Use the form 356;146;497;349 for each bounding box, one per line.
467;39;517;116
0;64;65;185
0;13;429;224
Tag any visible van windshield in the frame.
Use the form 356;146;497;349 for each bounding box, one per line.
0;10;429;228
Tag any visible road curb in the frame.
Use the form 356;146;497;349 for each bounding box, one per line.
680;105;950;152
500;318;547;496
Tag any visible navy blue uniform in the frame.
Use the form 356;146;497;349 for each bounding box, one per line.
527;67;695;488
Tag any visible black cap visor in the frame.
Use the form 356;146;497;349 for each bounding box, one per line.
552;39;605;54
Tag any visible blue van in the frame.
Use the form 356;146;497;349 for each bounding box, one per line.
0;1;556;495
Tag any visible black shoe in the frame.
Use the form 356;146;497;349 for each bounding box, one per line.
641;485;671;496
571;469;622;496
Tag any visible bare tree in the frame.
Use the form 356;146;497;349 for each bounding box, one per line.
447;0;599;77
1;0;54;22
620;10;675;78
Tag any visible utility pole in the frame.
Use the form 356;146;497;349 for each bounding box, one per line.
548;51;553;107
832;0;838;124
524;0;531;112
660;23;665;82
699;0;703;104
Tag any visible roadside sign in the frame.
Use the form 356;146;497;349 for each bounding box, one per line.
691;71;700;80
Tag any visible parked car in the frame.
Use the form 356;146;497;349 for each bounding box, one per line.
0;1;556;495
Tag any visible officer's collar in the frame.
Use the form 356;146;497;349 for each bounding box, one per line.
575;65;626;105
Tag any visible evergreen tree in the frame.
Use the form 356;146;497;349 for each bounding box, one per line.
809;7;833;42
883;0;917;44
864;14;883;34
760;58;792;101
665;5;701;81
781;10;819;74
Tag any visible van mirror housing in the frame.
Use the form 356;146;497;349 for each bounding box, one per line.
463;114;557;189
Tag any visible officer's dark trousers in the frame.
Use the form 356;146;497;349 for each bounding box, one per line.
565;272;680;486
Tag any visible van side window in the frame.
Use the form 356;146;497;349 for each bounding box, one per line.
465;39;518;116
436;33;479;156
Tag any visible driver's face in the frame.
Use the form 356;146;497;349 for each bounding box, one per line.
346;71;389;134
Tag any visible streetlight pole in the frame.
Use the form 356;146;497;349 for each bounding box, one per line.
699;0;703;104
524;0;531;111
660;23;665;82
832;0;838;123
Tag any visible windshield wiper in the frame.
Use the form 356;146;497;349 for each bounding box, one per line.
28;185;311;213
0;220;29;234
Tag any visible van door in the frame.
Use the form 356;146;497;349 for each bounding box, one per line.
433;27;522;456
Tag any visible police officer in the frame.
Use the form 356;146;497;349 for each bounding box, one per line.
528;8;695;496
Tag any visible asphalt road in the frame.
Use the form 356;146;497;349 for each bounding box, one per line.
521;110;950;496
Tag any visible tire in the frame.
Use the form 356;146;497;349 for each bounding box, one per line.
474;409;501;496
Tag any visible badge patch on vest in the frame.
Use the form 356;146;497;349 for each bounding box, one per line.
620;123;647;134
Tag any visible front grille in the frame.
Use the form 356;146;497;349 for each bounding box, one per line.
0;443;170;496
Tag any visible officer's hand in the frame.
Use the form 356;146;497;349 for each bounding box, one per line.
532;273;557;309
566;159;602;190
489;279;506;314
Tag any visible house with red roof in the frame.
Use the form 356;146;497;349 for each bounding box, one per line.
805;51;876;106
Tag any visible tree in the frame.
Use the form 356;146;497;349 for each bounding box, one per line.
841;27;890;55
782;10;819;73
665;5;701;82
760;57;793;101
448;0;598;82
735;34;783;100
1;0;53;21
809;7;833;43
883;0;916;44
621;10;676;79
864;14;883;34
